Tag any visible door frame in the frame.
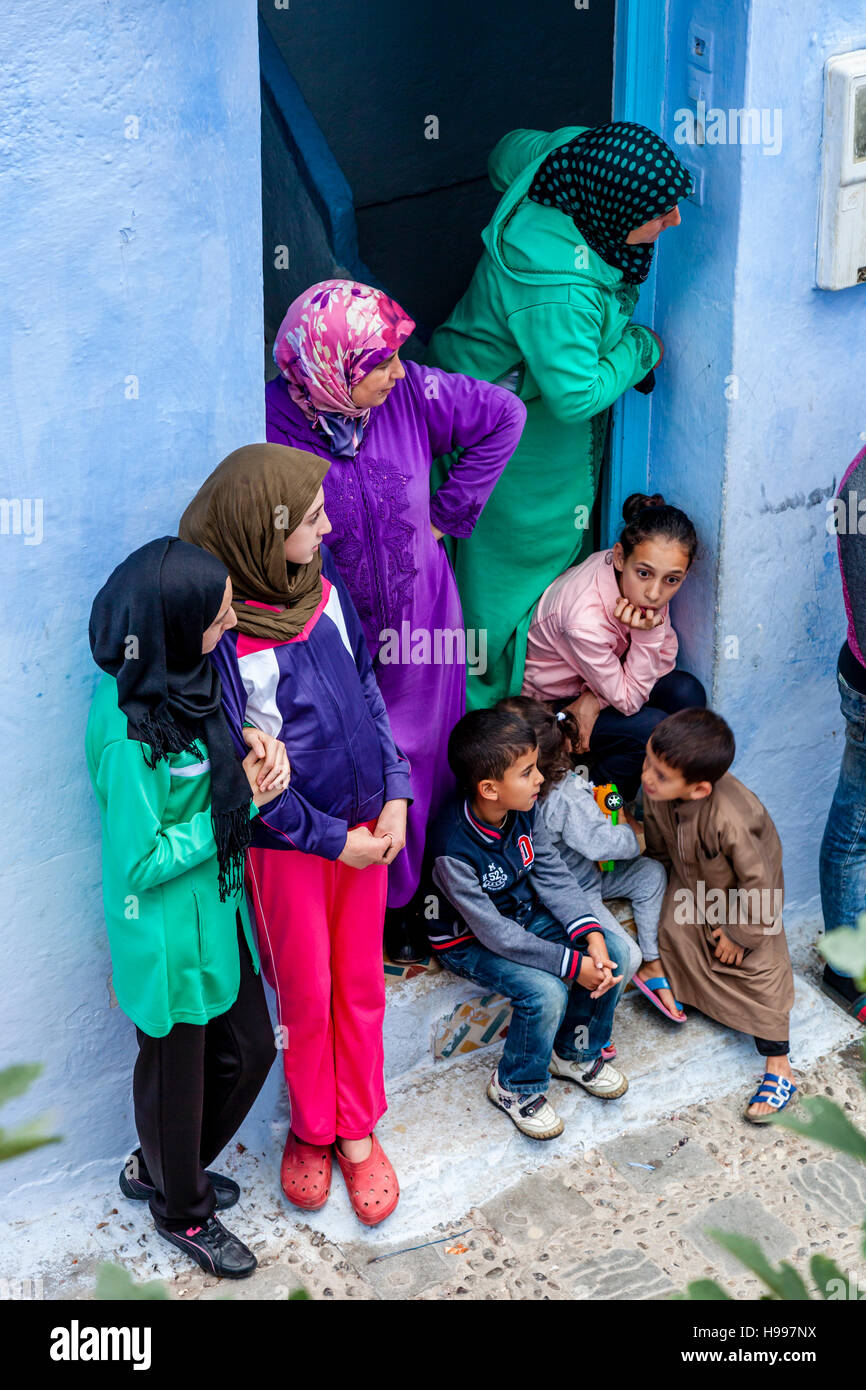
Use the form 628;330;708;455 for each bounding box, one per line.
603;0;669;545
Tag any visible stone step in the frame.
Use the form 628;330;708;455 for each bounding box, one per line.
304;973;861;1245
273;969;859;1250
5;969;855;1290
383;898;641;1085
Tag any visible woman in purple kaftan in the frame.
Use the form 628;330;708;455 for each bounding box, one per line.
265;280;526;958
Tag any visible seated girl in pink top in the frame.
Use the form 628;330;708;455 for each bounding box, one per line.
523;493;705;802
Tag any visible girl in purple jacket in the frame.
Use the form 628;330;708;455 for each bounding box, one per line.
180;444;411;1228
266;280;526;960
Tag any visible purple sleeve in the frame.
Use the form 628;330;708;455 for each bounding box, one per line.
209;631;350;861
209;636;255;759
323;552;413;806
264;377;292;446
416;366;526;540
255;794;349;861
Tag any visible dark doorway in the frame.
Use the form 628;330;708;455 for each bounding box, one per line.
259;0;614;339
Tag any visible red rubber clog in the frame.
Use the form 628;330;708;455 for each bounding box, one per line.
334;1132;400;1227
280;1131;332;1211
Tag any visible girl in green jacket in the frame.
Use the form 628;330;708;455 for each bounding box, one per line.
427;122;691;710
86;537;288;1279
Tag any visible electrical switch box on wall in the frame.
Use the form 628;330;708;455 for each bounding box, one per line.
817;49;866;290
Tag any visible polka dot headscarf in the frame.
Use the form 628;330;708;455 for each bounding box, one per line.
527;121;692;284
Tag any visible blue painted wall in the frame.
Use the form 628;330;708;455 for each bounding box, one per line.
5;0;863;1215
653;0;866;929
0;0;265;1194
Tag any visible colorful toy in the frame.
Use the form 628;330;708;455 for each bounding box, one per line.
592;783;623;871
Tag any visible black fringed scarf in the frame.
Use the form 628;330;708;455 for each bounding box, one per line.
89;536;252;901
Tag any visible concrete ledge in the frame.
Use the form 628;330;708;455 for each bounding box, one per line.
384;968;483;1081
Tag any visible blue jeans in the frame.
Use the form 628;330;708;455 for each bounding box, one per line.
441;907;630;1095
819;669;866;980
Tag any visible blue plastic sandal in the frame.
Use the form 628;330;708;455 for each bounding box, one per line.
744;1071;798;1124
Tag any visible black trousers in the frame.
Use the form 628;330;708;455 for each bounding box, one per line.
132;919;275;1229
588;669;707;801
754;1036;790;1057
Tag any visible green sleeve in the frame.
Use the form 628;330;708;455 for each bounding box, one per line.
506;293;661;424
95;738;253;891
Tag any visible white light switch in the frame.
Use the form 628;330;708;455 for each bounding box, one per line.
817;49;866;289
687;22;714;72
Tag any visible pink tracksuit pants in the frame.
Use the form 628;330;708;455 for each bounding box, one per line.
246;837;388;1145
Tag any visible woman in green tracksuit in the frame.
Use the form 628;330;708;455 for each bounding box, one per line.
86;536;288;1279
427;121;691;710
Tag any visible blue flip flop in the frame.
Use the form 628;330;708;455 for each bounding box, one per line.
633;975;686;1023
744;1071;798;1124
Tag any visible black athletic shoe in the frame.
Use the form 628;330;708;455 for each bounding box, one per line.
155;1215;257;1279
120;1154;240;1210
822;963;860;1005
384;907;428;965
821;964;866;1022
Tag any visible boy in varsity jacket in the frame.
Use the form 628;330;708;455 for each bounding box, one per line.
427;707;631;1139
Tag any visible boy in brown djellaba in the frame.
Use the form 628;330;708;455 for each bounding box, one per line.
641;708;797;1124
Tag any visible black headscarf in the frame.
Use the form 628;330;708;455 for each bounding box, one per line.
89;536;252;901
528;121;692;284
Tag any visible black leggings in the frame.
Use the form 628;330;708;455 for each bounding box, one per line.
588;669;707;801
132;919;275;1229
754;1037;790;1057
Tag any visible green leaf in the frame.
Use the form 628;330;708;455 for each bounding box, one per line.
707;1230;810;1299
0;1064;43;1107
95;1263;171;1301
820;925;866;990
810;1253;850;1299
288;1287;312;1300
771;1096;866;1164
775;1262;812;1301
677;1278;733;1301
0;1121;61;1163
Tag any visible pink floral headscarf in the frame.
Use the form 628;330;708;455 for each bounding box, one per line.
273;280;416;427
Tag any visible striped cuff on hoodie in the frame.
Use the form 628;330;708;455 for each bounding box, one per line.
560;946;583;981
565;914;601;942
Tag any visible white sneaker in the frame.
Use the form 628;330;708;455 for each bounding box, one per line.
550;1051;629;1099
486;1068;564;1140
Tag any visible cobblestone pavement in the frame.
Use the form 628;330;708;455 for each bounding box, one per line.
48;1035;866;1303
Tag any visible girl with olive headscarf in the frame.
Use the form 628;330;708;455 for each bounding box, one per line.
180;443;411;1228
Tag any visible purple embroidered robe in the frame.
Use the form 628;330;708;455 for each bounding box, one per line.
266;358;526;907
